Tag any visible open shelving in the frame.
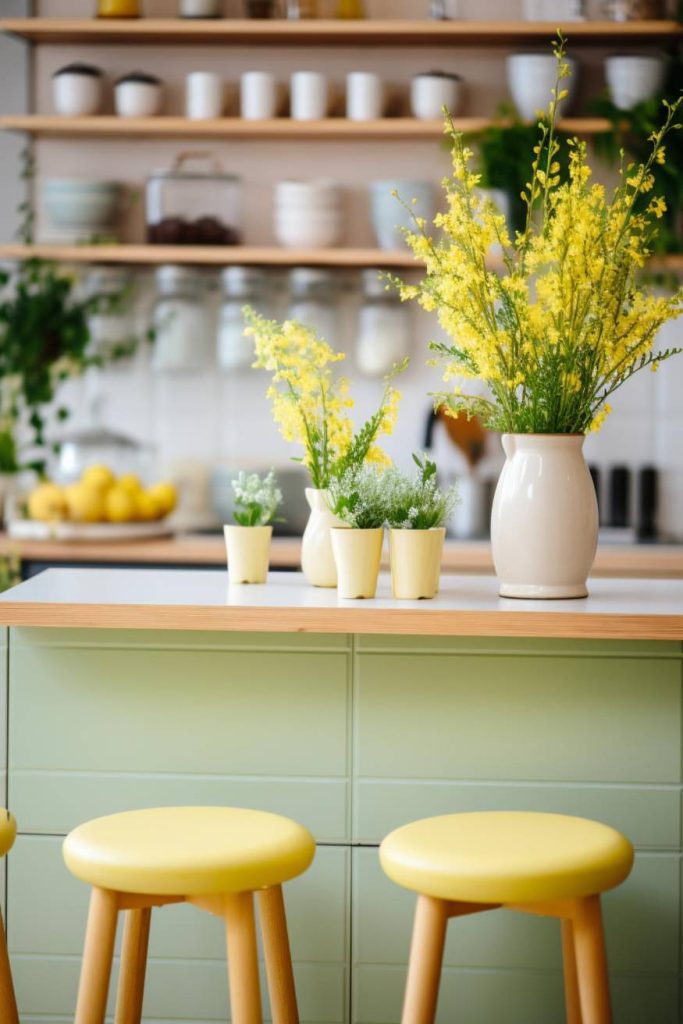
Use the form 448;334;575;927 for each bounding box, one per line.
1;17;681;46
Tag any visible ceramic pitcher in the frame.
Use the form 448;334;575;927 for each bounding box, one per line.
301;488;344;588
491;434;598;599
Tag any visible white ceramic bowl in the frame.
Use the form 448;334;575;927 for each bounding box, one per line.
274;210;343;249
506;53;578;121
115;78;163;118
42;179;123;230
369;179;434;250
275;180;342;207
410;73;463;120
52;65;104;116
606;55;666;111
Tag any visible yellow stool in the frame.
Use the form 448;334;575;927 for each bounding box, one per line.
0;810;18;1024
380;811;634;1024
63;806;315;1024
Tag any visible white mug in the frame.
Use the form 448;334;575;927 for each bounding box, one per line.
290;71;328;121
185;72;223;120
240;71;277;120
346;72;383;121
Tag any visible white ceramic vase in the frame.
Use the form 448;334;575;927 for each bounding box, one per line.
224;524;272;584
331;527;384;599
491;434;598;599
390;528;445;600
301;488;344;588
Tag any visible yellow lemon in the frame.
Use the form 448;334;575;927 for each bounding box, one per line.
118;473;143;496
105;485;138;524
135;491;159;522
81;464;116;493
27;482;67;523
64;483;106;524
147;481;177;517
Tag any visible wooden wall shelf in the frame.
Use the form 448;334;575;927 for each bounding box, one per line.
1;18;681;47
0;115;615;140
0;244;419;269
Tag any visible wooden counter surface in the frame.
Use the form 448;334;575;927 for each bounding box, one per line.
1;568;682;640
1;533;682;578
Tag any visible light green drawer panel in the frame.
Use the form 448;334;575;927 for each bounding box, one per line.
353;848;680;973
11;627;350;652
10;645;349;775
355;654;681;783
356;635;683;658
10;836;348;1022
11;772;348;842
352;966;680;1024
354;781;680;848
0;626;7;772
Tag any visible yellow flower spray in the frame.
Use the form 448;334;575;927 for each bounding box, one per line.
394;35;682;435
244;307;406;489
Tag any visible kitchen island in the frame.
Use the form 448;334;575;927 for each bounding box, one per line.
0;569;681;1024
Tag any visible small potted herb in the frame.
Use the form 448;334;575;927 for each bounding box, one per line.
385;454;458;600
224;470;282;584
328;465;388;600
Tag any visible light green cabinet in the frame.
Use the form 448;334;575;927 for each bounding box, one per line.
4;627;683;1022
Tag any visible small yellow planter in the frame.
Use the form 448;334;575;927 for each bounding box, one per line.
390;527;445;600
224;524;273;584
331;527;384;600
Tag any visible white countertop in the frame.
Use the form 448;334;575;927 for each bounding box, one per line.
0;568;682;640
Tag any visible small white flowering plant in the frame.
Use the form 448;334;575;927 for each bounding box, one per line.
327;465;388;530
231;470;283;527
384;454;458;530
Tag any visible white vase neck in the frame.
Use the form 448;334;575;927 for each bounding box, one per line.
502;433;585;453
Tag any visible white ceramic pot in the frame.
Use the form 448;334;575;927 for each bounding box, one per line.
241;71;278;120
186;71;223;119
491;434;598;599
290;72;328;120
115;75;164;118
301;487;344;588
389;528;445;600
606;55;666;111
52;64;104;116
369;179;434;250
506;54;578;121
346;72;384;121
331;527;384;599
224;524;272;584
410;72;463;120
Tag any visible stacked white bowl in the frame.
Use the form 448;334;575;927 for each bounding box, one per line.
274;180;344;249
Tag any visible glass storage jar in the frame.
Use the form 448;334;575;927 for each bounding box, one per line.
151;265;211;372
179;0;222;15
146;152;242;246
84;267;136;358
217;266;271;371
356;269;410;377
287;268;337;348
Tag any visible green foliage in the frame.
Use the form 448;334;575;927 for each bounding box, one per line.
232;469;283;527
383;453;459;531
327;465;388;530
0;553;21;593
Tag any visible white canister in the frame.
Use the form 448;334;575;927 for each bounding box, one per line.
52;63;104;117
240;71;277;120
346;72;383;121
410;71;463;120
114;73;164;118
606;55;666;111
290;72;328;121
506;54;578;121
186;72;224;120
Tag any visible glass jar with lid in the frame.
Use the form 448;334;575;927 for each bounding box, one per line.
217;266;271;371
287;268;338;348
83;266;136;359
151;265;211;373
356;269;411;378
146;152;242;246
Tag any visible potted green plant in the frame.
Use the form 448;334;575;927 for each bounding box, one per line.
384;454;458;600
394;37;683;599
244;306;407;589
224;470;283;584
328;465;388;600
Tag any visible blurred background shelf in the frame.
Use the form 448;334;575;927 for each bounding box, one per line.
1;18;681;46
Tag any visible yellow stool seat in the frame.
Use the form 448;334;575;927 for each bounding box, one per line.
0;812;16;859
63;806;315;896
380;811;634;905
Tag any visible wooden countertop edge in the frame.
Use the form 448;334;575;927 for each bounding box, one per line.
1;602;682;640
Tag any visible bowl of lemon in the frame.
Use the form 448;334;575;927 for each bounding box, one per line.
9;466;178;541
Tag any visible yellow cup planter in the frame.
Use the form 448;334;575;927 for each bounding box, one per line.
331;527;384;600
390;527;445;600
224;525;273;584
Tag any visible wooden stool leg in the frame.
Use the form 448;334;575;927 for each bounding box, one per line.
401;895;449;1024
561;918;582;1024
258;885;299;1024
114;907;152;1024
224;891;263;1024
74;887;119;1024
0;910;19;1024
572;896;612;1024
